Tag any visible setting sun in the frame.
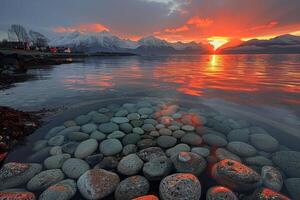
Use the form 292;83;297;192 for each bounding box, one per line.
208;37;229;50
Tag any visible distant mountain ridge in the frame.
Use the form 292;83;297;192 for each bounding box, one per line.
219;34;300;54
50;31;213;54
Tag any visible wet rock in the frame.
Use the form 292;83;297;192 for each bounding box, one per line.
137;139;156;149
49;146;62;156
127;113;141;120
45;126;65;139
75;115;91;125
0;191;35;200
39;179;77;200
227;129;250;142
90;131;106;141
250;187;290;200
261;166;283;192
119;123;133;133
137;147;166;162
144;119;158;126
64;120;77;127
131;119;144;127
191;147;210;157
203;134;227;147
171;152;207;176
122;134;141;145
48;135;65;146
168;125;180;131
212;159;262;192
107;131;126;139
67;132;89;141
272;151;300;177
95;156;119;170
138;108;154;115
81;123;97;134
166;143;190;157
250;134;279;152
227;141;257;157
180;133;202;146
159;128;172;136
122;144;138;156
62;158;90;179
132;127;144;135
77;169;120;200
92;113;109;123
56;126;81;137
32;140;48;152
0;162;42;190
117;154;144;176
156;124;165;129
141;124;155;132
98;122;119;134
157;136;177;148
98;108;110;113
114;175;150;200
249;127;269;135
27;147;50;163
143;156;172;180
99;139;123;156
44;154;71;169
27;169;64;191
285;178;300;200
172;130;185;138
244;156;273;167
159;173;201;200
111;117;129;124
132;195;159;200
85;154;104;167
74;139;98;159
206;186;238;200
181;125;195;132
115;109;128;117
62;142;79;155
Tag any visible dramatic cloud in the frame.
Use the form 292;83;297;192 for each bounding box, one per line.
53;23;109;33
0;0;300;42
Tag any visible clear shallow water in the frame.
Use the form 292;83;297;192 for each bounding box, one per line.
1;54;300;199
1;54;300;127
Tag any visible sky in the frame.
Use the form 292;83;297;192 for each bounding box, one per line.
1;0;300;45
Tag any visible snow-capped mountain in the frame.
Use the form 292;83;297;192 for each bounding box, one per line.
221;34;300;54
50;31;212;54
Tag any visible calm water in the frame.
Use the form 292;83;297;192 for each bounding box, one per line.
1;54;300;140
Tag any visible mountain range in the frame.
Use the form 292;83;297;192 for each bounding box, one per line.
50;31;300;54
219;34;300;54
50;31;213;54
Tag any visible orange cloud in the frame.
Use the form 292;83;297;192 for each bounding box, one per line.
165;25;189;33
249;21;279;31
187;16;213;27
54;23;109;33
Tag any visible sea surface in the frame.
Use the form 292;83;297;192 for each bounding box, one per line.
1;54;300;146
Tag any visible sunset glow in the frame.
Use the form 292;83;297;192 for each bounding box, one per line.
208;37;229;50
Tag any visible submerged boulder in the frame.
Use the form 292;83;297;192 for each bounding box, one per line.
159;173;201;200
206;186;238;200
272;151;300;177
212;159;262;192
39;179;77;200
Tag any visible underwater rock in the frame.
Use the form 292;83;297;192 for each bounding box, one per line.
122;133;141;145
117;154;144;176
77;169;120;200
48;135;65;146
39;179;77;200
206;186;238;200
98;122;119;134
99;139;123;156
212;159;262;192
261;166;283;192
157;136;177;148
285;178;300;200
250;187;290;200
137;147;166;162
227;141;257;157
62;158;90;179
250;134;279;152
74;139;98;159
0;191;36;200
159;173;201;200
0;162;42;190
81;123;97;134
43;154;71;169
166;143;190;157
114;175;150;200
191;147;210;157
272;151;300;177
203;134;228;147
143;156;172;180
180;133;202;146
26;169;64;191
171;152;207;176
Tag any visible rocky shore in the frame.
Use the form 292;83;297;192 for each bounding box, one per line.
0;100;298;199
0;106;41;161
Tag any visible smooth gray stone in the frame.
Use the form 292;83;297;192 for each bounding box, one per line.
100;139;123;156
99;122;119;134
117;154;144;176
43;154;71;169
39;179;77;200
75;115;91;125
62;158;90;179
45;126;65;139
74;139;98;159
